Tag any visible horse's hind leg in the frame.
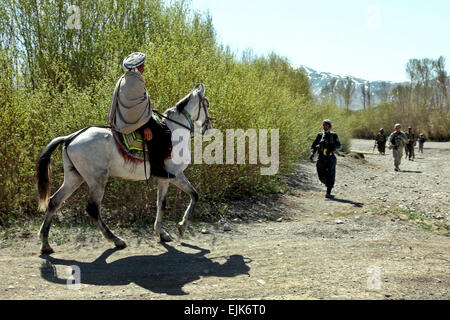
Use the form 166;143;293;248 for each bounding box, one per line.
85;175;126;249
39;152;84;254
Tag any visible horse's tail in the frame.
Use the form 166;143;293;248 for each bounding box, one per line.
36;136;67;212
36;127;103;212
36;127;93;212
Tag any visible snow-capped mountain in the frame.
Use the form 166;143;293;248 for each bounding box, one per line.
298;65;408;110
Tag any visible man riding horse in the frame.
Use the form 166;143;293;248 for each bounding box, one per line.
107;52;175;179
37;48;214;253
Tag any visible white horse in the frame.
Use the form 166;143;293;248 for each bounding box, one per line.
36;84;213;254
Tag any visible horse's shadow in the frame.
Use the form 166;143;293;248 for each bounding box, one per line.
40;242;251;296
327;197;364;208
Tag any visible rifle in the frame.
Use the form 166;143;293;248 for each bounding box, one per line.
316;131;329;156
373;140;377;153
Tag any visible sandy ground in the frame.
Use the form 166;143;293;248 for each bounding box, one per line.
0;139;449;300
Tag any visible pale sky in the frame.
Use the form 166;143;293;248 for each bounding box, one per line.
186;0;450;82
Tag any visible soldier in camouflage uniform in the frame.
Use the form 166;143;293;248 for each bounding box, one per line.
310;119;341;199
388;124;409;172
405;126;416;161
375;128;387;155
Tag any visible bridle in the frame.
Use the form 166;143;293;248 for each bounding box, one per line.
153;92;215;135
194;95;216;135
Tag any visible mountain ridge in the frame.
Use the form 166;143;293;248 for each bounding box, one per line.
298;65;409;110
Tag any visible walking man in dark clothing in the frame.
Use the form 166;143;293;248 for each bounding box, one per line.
375;128;387;155
418;133;427;153
405;126;416;161
310;119;341;199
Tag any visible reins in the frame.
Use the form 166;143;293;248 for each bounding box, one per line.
153;95;215;135
141;94;213;181
153;110;194;132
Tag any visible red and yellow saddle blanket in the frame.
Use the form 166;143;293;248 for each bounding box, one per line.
111;129;173;163
111;129;148;162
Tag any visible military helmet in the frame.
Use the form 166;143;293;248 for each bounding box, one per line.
323;119;332;128
394;123;401;129
123;52;146;70
379;128;384;132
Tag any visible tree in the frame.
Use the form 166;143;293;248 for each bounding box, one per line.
361;82;367;109
406;56;450;113
366;81;372;107
433;56;448;111
392;84;411;113
406;58;434;108
379;81;391;102
0;0;163;89
320;77;338;105
337;76;355;111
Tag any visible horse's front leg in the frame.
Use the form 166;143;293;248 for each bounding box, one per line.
154;180;172;242
171;174;199;237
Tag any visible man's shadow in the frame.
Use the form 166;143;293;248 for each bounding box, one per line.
327;197;364;208
40;242;251;296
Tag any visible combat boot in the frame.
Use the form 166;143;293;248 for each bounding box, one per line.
326;187;334;199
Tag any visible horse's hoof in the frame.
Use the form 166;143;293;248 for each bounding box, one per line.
41;246;54;255
160;232;173;243
177;223;186;237
115;240;127;249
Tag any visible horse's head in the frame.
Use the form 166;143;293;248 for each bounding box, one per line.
194;84;215;135
175;84;214;135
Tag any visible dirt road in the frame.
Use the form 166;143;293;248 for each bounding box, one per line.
1;139;449;300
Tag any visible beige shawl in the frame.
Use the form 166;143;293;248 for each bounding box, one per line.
107;71;152;135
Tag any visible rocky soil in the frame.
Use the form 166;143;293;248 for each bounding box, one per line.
0;139;449;300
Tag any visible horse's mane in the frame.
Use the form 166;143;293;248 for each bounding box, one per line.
165;86;202;115
175;93;192;112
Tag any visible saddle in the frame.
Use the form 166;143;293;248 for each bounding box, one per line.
122;131;149;152
111;129;147;162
